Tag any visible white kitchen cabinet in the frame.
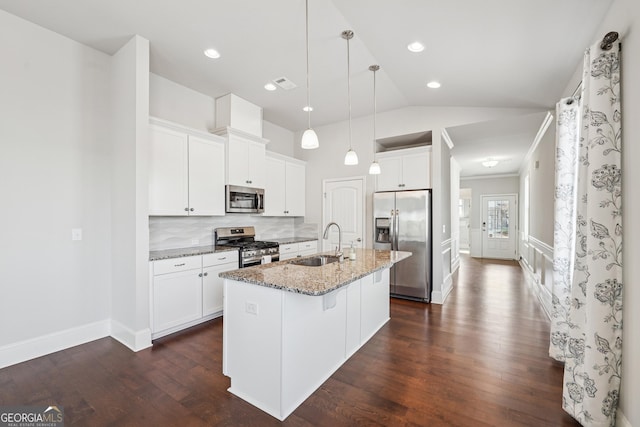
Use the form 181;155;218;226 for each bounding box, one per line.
376;146;431;191
151;250;238;339
279;240;318;260
263;153;306;217
152;256;203;335
149;119;225;216
214;127;268;188
202;252;239;316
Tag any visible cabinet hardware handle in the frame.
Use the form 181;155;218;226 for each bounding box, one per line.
175;263;185;267
198;273;203;277
218;257;227;260
203;272;208;276
184;207;189;211
190;208;194;211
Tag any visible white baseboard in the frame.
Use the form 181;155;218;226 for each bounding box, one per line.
616;408;631;427
110;320;152;352
0;320;110;369
431;273;453;304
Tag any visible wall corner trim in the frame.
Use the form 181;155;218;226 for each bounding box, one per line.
110;320;152;352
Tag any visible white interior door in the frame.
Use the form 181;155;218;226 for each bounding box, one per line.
322;178;365;252
481;194;517;260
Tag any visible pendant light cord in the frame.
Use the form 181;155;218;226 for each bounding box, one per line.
347;34;352;150
373;67;376;159
305;0;311;129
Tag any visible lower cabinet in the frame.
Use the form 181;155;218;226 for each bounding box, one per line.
279;240;318;260
151;251;239;339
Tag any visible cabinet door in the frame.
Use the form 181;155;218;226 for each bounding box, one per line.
188;136;225;216
285;161;306;216
153;269;203;333
376;156;402;191
149;125;189;215
263;156;286;216
279;244;298;260
226;135;249;186
247;141;266;188
402;151;431;190
203;262;236;316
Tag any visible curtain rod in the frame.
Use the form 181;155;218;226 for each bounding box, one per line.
569;31;619;99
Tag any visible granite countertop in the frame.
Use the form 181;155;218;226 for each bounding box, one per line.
149;245;237;261
219;248;411;296
268;237;318;245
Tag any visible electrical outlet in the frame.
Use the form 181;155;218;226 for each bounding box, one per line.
245;301;258;315
71;228;82;241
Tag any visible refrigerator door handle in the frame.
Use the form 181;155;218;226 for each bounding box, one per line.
394;209;400;250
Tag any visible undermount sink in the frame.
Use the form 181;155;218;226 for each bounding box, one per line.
289;255;341;267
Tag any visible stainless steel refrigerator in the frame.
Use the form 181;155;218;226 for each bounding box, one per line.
373;190;432;302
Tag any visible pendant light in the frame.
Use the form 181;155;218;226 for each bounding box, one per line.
368;65;381;175
342;30;358;165
301;0;319;149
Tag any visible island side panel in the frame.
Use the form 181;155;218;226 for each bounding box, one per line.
361;268;391;344
281;285;349;419
345;279;362;358
223;279;283;419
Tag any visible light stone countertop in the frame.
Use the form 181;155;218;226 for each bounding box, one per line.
268;237;318;245
149;245;237;261
219;248;412;296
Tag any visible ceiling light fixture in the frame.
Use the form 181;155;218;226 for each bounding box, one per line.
342;30;358;165
203;48;220;59
301;0;319;150
368;65;381;175
407;41;425;53
264;82;277;91
302;106;313;112
482;159;499;168
427;81;441;89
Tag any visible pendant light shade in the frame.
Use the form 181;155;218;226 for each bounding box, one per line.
344;149;359;165
301;0;318;149
301;128;319;149
368;64;381;175
342;30;358;165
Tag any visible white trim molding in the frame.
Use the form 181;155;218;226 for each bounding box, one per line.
111;320;152;352
441;128;454;149
432;239;454;304
0;320;111;369
519;111;554;175
519;236;554;320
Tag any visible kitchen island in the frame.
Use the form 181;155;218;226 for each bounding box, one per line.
220;248;411;421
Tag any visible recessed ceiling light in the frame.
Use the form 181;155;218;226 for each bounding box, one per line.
407;41;425;53
203;48;220;59
427;81;441;89
482;159;499;168
264;83;277;91
302;106;313;112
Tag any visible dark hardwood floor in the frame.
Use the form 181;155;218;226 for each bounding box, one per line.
0;255;579;426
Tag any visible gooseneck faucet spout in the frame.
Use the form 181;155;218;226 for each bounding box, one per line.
322;222;343;262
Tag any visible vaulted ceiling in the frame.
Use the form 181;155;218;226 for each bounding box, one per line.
0;0;613;174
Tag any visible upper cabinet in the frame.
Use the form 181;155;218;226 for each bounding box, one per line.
264;152;306;217
214;127;268;189
148;118;225;216
376;146;432;191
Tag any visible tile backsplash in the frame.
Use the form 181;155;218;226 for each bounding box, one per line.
149;215;319;251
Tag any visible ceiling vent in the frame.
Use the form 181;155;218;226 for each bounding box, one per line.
273;76;297;90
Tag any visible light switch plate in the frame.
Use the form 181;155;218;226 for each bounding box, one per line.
71;228;82;241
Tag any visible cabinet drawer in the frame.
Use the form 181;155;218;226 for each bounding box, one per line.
203;251;239;268
279;244;298;255
298;241;318;252
153;256;201;275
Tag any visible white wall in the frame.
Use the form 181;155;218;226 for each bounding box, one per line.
295;105;544;303
110;36;151;351
149;73;295;157
450;157;461;270
559;0;639;424
526;121;555;246
459;176;520;258
0;10;112;364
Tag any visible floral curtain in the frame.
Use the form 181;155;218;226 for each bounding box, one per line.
549;40;623;427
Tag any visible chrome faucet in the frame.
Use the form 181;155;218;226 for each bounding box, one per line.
322;222;343;262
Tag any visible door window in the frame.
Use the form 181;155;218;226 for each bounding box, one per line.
487;200;510;239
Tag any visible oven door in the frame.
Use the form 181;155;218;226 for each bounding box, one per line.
226;185;264;213
242;253;280;268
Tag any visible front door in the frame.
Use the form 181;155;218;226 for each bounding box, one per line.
481;194;517;259
322;177;365;252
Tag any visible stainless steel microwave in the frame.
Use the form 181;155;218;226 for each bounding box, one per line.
225;185;264;214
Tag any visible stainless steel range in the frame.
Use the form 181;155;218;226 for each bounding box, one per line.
214;226;279;268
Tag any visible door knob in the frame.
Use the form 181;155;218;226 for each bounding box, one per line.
356;238;362;242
